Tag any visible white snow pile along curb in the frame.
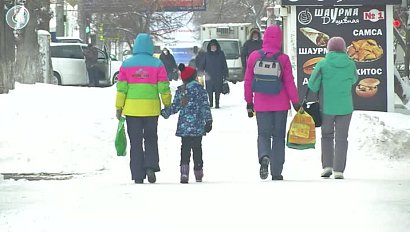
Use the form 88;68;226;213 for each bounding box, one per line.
354;113;410;160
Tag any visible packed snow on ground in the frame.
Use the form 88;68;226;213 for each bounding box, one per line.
0;82;409;232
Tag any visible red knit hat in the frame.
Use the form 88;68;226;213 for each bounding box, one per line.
178;63;196;82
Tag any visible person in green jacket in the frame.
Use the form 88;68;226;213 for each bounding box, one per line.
308;37;358;179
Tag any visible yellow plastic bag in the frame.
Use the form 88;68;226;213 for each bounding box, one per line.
287;110;316;150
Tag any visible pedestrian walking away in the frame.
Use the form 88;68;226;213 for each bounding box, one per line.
161;63;213;184
308;36;358;180
244;25;300;181
115;33;172;184
199;39;229;109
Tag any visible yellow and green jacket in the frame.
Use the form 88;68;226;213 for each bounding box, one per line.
115;33;172;116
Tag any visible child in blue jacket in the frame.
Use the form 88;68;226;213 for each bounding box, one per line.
161;64;213;183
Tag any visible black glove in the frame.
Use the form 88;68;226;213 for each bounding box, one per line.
293;103;301;112
205;121;212;133
247;103;254;118
116;109;122;120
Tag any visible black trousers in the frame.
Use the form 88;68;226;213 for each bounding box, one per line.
126;116;160;180
86;65;99;86
207;90;220;107
205;81;221;107
181;136;203;170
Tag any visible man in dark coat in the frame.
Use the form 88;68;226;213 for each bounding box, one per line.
241;28;263;74
83;43;99;86
159;48;178;81
199;39;228;108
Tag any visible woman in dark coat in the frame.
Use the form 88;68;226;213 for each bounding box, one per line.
159;48;178;81
199;39;228;108
241;28;263;74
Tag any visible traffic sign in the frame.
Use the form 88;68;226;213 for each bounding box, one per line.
6;5;30;30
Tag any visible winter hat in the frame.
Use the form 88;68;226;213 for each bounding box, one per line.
327;37;346;52
209;39;218;46
178;63;197;82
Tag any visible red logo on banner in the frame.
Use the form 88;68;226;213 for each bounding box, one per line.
393;19;401;28
363;9;385;22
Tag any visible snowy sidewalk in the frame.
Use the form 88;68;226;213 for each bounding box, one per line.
1;162;409;232
1;83;409;232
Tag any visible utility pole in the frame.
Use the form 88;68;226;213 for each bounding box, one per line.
403;0;410;79
56;0;65;36
0;0;6;93
0;0;5;61
78;0;86;42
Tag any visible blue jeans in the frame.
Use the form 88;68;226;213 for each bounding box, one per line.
256;111;288;176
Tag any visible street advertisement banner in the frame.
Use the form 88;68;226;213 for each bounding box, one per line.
283;0;401;6
160;0;207;11
296;6;388;111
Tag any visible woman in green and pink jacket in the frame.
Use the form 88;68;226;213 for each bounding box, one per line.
115;33;172;184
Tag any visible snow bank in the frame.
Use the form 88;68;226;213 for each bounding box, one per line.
0;83;118;173
352;112;410;160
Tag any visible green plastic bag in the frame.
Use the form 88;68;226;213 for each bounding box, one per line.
115;117;127;156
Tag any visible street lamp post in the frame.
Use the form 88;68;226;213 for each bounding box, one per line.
266;1;282;26
56;0;64;36
405;9;410;79
266;6;275;26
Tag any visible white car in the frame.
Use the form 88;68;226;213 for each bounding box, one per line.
50;43;118;86
109;54;122;83
55;37;84;43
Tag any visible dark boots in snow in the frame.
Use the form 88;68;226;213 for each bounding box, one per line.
194;169;203;182
260;156;270;180
146;169;156;183
215;93;220;108
180;164;189;184
272;175;283;181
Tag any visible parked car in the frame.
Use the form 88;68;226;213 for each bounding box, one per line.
50;43;117;86
109;54;122;83
55;37;84;43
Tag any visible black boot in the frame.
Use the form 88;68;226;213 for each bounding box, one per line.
259;156;270;180
146;169;156;183
272;175;283;181
215;92;220;108
208;92;213;108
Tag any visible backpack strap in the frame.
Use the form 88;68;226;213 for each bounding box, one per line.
257;50;282;60
257;49;265;58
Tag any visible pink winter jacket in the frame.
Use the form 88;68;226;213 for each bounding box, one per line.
244;26;299;112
